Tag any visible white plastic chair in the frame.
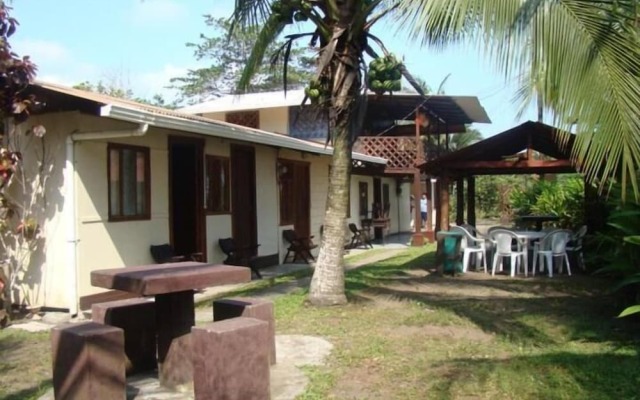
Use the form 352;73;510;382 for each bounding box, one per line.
451;225;487;273
489;229;526;277
532;229;572;277
566;225;587;270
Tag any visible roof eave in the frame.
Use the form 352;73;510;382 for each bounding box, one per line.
100;104;386;165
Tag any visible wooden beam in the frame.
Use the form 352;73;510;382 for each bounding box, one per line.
467;176;476;227
449;159;573;170
455;178;464;225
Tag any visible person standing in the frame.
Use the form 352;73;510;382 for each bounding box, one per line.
420;193;428;228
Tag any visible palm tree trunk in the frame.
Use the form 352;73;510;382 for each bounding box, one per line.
309;11;361;306
308;131;351;305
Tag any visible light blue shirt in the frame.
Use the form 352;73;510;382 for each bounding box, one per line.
420;197;427;213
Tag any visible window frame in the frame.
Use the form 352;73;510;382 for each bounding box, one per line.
107;143;151;222
205;155;231;215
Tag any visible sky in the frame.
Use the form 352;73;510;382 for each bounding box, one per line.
12;0;538;138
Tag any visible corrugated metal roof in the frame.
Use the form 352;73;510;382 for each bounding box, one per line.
179;90;307;114
179;90;492;126
32;81;386;165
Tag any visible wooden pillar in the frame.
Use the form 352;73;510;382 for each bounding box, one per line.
411;168;424;246
411;110;425;246
467;175;476;227
439;176;450;231
455;178;464;226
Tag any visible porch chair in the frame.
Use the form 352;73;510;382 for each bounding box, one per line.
218;238;262;279
348;223;374;249
282;229;318;263
489;229;526;277
566;225;587;270
451;225;487;273
149;244;203;264
532;229;572;277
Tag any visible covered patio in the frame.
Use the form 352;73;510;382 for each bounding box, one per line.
421;121;579;232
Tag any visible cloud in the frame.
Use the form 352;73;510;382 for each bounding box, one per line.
129;0;188;26
13;39;70;64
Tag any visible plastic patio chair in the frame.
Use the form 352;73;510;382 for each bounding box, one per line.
489;229;526;277
451;225;487;273
532;229;572;277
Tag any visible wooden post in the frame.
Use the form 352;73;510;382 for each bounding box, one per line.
411;111;425;246
411;169;424;246
467;176;476;227
455;178;464;226
439;176;450;231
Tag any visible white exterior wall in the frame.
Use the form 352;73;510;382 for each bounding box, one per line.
10;113;72;309
397;181;413;232
73;115;171;298
255;146;279;256
203;137;231;264
259;107;289;135
27;104;397;310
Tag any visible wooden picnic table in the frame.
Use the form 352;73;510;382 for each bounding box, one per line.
91;262;251;389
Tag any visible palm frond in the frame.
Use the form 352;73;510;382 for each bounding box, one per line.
229;0;273;35
398;0;640;199
236;14;287;92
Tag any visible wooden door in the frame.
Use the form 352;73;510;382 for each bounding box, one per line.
293;163;310;238
231;145;258;254
169;136;205;258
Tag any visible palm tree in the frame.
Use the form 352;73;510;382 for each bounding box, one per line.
230;0;427;305
399;0;640;198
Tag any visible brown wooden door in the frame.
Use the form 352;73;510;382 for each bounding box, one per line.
231;145;258;254
293;163;310;238
169;136;205;258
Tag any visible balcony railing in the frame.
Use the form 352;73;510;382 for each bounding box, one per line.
353;136;424;171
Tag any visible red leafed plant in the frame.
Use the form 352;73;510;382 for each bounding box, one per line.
0;3;41;324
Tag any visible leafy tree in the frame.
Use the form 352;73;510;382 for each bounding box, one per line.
170;16;315;103
401;0;640;199
73;80;178;109
230;0;426;306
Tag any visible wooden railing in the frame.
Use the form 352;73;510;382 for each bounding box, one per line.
353;136;424;171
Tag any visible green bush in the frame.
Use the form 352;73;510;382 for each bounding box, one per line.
591;186;640;316
509;176;584;229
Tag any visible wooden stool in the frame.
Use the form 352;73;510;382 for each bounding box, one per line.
51;322;125;400
92;298;156;374
192;317;270;400
213;297;276;364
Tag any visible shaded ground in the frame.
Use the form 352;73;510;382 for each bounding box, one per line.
2;244;639;399
266;247;640;400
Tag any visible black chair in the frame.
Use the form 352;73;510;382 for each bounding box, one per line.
349;223;373;249
282;229;318;263
218;238;262;279
149;244;203;264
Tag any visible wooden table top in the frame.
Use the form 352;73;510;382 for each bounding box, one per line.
91;262;251;296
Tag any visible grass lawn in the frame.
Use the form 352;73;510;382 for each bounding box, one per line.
1;245;639;399
267;246;640;399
